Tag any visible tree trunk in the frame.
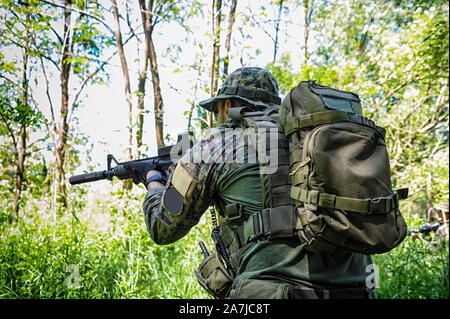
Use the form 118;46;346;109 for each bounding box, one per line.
273;0;283;62
303;0;314;64
223;0;237;77
54;0;72;209
12;9;31;223
136;0;155;154
12;124;26;223
112;0;134;160
209;0;222;127
148;30;165;149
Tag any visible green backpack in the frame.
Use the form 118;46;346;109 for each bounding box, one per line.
279;81;408;254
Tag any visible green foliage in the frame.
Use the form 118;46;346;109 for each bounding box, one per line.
373;214;449;299
0;84;43;129
268;0;449;211
0;185;212;298
373;239;449;299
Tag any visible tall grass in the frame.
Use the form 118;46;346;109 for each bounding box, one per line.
0;186;213;299
372;234;449;299
0;186;448;299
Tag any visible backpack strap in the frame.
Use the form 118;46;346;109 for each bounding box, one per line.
234;188;407;247
290;187;400;214
284;110;386;138
234;206;297;245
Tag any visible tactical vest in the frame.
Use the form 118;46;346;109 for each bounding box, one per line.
194;106;292;297
214;105;297;278
222;106;295;238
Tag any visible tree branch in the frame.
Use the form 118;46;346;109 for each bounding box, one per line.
40;0;115;35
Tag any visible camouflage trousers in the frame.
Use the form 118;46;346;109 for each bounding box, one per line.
227;279;376;299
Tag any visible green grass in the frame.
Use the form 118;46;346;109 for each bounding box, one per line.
0;188;448;299
372;235;449;299
0;188;213;299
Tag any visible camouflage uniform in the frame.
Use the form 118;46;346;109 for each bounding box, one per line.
143;67;374;299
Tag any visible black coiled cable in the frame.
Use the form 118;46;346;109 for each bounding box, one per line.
210;208;233;273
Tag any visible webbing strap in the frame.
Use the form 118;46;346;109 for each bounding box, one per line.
290;187;399;214
235;206;297;246
284;110;385;138
228;107;253;122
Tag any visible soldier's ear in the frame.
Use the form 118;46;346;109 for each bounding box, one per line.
226;99;234;109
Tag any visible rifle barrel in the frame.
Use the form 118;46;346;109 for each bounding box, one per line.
69;170;113;185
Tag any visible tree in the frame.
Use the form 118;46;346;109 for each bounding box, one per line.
111;0;134;160
274;0;449;213
111;0;191;156
33;0;113;208
273;0;284;62
223;0;237;77
209;0;222;127
0;87;43;223
302;0;314;63
0;0;46;222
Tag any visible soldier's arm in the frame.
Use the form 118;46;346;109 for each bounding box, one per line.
142;140;216;245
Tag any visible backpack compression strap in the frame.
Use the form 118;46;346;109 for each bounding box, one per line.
290;188;406;214
283;110;386;138
234;188;409;247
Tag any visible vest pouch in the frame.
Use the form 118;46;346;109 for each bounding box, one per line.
194;247;234;299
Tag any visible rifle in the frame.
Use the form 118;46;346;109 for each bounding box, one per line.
69;132;193;186
407;222;442;235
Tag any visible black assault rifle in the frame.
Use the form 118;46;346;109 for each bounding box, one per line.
69;132;193;186
407;222;442;235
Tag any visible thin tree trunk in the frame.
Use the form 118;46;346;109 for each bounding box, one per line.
223;0;237;77
111;0;134;160
55;0;72;208
148;30;165;148
303;0;314;64
209;0;222;127
12;9;31;223
13;125;26;223
136;0;150;156
273;0;283;62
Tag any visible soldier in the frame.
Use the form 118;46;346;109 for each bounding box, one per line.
427;202;449;243
142;67;375;299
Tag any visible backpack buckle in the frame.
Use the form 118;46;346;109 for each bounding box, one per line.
348;113;363;124
225;203;244;223
369;197;387;214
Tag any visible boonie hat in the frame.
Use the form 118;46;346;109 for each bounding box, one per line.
199;67;281;113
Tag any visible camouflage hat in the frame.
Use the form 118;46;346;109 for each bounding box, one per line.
199;67;281;113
